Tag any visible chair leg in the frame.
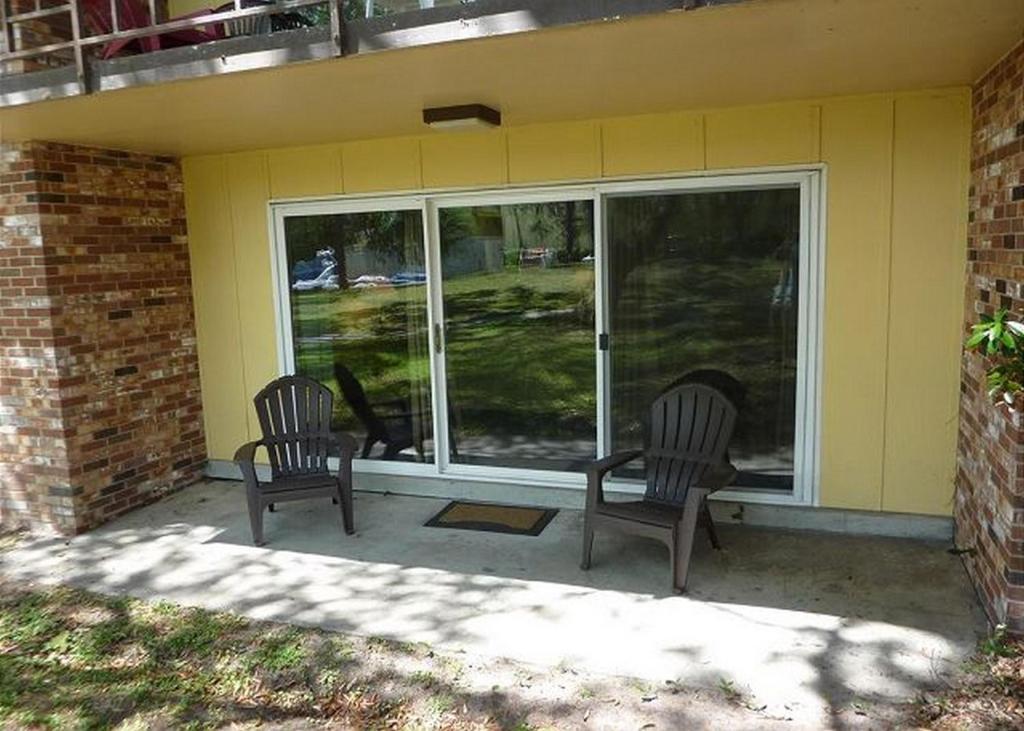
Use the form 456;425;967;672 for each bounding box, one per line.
671;489;706;593
580;510;595;570
701;500;721;550
245;485;265;547
338;484;354;535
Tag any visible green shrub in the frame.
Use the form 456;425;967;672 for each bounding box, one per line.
966;308;1024;402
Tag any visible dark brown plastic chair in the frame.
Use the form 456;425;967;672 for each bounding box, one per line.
334;362;435;460
672;369;747;549
234;375;358;546
581;383;738;592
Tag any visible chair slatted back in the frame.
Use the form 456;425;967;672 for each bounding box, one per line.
644;384;737;506
254;375;334;478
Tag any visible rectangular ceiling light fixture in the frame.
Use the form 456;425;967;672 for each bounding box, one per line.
423;104;502;130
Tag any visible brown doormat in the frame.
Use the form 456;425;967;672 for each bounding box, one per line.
424;500;558;537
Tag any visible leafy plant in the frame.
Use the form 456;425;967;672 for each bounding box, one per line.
981;623;1014;658
966;308;1024;403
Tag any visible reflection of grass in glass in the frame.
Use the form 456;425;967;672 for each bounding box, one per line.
292;283;431;437
290;257;795;455
442;265;595;440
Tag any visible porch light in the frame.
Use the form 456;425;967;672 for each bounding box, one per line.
423;104;502;130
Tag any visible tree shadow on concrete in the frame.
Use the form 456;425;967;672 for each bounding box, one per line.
0;481;986;729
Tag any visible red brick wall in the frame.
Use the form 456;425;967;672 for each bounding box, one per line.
957;40;1024;633
0;141;206;535
0;142;76;532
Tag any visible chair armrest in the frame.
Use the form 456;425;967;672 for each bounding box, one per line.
585;449;643;507
233;440;263;464
326;432;359;460
233;440;264;490
696;462;738;493
586;450;644;480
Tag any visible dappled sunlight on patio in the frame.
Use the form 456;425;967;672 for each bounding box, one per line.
0;480;984;726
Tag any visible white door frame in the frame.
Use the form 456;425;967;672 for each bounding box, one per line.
594;171;823;507
268;169;824;507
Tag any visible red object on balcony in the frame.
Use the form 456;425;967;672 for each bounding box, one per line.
81;0;225;59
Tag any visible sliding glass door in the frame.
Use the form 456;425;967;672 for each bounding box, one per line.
273;172;818;501
434;197;597;473
277;202;434;463
603;185;803;490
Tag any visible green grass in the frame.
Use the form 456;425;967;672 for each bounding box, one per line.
0;585;395;729
4;582;610;730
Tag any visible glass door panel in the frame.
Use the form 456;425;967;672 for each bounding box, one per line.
605;187;801;490
282;209;433;462
438;200;597;472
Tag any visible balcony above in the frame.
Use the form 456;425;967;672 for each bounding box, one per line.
0;0;745;108
0;0;1022;157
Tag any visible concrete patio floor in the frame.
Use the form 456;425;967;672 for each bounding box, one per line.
1;480;986;726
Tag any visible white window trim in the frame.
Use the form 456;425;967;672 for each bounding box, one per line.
268;167;826;508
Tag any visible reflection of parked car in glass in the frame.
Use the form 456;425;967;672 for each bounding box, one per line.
292;248;340;291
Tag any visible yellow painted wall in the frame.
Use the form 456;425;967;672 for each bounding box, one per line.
183;88;971;516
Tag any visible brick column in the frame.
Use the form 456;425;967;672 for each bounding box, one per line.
957;41;1024;633
0;141;206;535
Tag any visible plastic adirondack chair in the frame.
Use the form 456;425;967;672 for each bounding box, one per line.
234;375;358;546
81;0;225;59
580;383;739;593
663;368;747;547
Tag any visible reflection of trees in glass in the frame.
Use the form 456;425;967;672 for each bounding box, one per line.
285;210;431;458
438;201;597;465
607;188;801;485
607;189;798;304
486;202;591;266
285;212;424;291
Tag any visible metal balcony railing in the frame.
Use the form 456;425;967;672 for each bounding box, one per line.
1;0;342;86
0;0;727;108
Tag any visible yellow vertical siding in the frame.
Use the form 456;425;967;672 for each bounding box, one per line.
183;156;249;459
183;89;971;516
882;91;970;515
342;137;422;193
818;96;895;511
508;121;602;183
225;152;278;440
601;112;705;176
267;145;343;199
421;130;508;188
705;104;822;168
